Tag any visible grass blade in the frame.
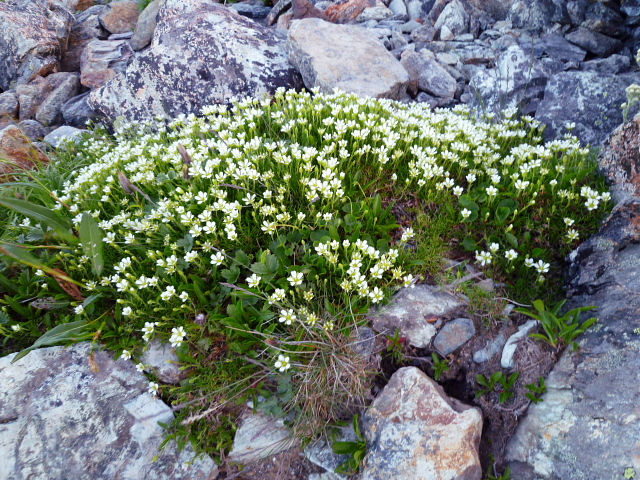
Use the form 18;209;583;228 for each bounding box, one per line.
10;320;92;364
79;212;104;277
0;197;77;244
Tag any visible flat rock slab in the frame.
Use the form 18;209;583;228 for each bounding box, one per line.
369;284;465;348
433;317;475;356
361;367;482;480
0;125;49;181
228;412;293;464
0;343;218;480
506;199;640;479
89;0;302;123
288;18;409;100
535;71;640;147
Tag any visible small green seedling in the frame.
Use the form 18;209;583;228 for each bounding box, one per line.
431;352;450;381
484;454;512;480
332;414;367;474
385;328;406;364
525;376;547;404
476;371;520;404
515;299;597;350
625;467;636;479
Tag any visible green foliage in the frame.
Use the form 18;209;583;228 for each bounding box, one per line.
431;352;450;381
384;328;405;364
515;299;597;349
0;89;612;458
476;371;520;404
525;376;547;404
332;414;367;475
484;454;512;480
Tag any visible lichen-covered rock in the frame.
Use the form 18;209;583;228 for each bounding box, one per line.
535;71;640;146
361;367;482;480
0;91;19;119
0;0;74;90
17;119;47;140
433;317;476;356
324;0;378;23
599;111;640;203
369;285;464;348
288;18;409;100
0;343;218;480
433;0;470;37
61;92;100;128
0;125;49;181
400;48;457;98
565;26;623;57
89;0;302;123
506;198;640;479
141;340;187;384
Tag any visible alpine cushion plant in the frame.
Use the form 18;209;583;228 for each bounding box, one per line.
0;88;611;457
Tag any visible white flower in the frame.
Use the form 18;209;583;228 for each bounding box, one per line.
505;249;518;261
401;228;414;242
585;198;599;211
402;274;415;288
136;363;146;373
534;260;550;274
278;309;296;325
161;285;176;301
179;291;189;302
247;274;261;288
369;287;384;303
461;208;472;219
486;186;498;197
566;229;579;241
564;217;575;227
170;326;186;347
184;251;198;263
515;180;530;190
274;354;290;372
35;269;44;277
120;349;132;361
453;186;464;196
524;258;535;268
74;305;85;315
11;324;21;332
210;252;225;266
287;271;304;286
475;250;492;266
141;322;157;338
303;290;314;301
466;173;476;183
489;243;500;253
148;382;159;396
122;306;133;316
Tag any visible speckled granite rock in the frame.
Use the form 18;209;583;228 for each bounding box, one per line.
361;367;482;480
0;342;218;480
89;0;302;123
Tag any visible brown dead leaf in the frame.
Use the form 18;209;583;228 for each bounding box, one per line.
52;269;85;301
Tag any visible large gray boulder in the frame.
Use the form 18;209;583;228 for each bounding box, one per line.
288;18;409;100
89;0;302;122
0;343;218;480
0;0;74;91
535;71;640;146
361;367;482;480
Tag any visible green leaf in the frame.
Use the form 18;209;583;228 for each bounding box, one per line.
234;250;250;267
11;320;93;364
0;242;83;286
79;213;104;277
310;229;330;242
250;262;271;276
505;232;518;248
495;206;511;223
332;441;360;455
372;194;382;217
0;197;77;244
461;238;477;252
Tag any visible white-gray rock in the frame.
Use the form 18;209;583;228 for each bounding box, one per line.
288;18;409;100
501;319;539;369
35;73;80;126
43;125;86;148
357;6;393;22
141;340;186;384
388;0;407;16
228;412;294;464
361;367;482;480
434;0;470;37
80;38;135;89
305;424;357;475
129;0;162;51
369;284;464;349
473;332;507;363
0;343;218;480
0;91;19;118
401;49;457;98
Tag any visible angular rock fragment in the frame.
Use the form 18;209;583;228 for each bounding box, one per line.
98;0;140;34
361;367;482;480
401;49;457;98
0;125;49;181
0;92;19;119
81;39;135;89
36;74;80;126
60;5;109;72
433;317;476;356
565;26;623;57
130;0;162;51
228;413;293;464
288;18;409;99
